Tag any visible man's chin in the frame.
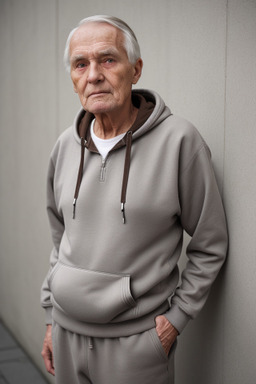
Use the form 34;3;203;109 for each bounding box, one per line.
84;101;115;115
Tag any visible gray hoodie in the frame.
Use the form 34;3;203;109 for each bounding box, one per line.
41;89;228;336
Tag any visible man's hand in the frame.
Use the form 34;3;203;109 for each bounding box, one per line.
155;315;178;356
41;324;55;376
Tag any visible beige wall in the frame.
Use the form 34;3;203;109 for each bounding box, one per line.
0;0;255;383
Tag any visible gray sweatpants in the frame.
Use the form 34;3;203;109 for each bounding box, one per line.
52;322;177;384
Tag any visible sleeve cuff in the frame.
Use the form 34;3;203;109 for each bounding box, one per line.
44;307;53;325
164;303;191;334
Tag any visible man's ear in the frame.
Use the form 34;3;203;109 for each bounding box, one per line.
132;58;143;85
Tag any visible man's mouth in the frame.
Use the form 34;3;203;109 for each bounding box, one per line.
89;91;109;97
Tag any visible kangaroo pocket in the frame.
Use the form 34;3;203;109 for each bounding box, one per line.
49;262;136;324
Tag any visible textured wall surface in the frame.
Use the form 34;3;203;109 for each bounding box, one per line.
0;1;255;383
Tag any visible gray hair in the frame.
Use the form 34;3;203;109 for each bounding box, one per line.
63;15;141;72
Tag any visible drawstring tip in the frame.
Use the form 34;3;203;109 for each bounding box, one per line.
121;203;126;224
73;198;77;219
88;337;94;349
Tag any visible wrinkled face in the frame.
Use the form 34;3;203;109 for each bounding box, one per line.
69;22;142;116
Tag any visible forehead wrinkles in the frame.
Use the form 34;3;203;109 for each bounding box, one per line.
70;23;126;59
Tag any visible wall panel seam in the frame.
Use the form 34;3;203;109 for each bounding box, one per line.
222;2;229;384
223;0;229;198
55;0;60;140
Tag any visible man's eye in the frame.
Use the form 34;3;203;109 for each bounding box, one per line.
104;58;115;64
77;63;86;68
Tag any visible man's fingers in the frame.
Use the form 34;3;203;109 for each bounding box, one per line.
155;315;178;355
41;345;55;376
41;325;55;376
45;356;55;376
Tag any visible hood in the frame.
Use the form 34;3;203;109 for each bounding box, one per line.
72;89;172;222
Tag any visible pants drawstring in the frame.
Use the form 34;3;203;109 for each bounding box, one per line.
88;336;94;350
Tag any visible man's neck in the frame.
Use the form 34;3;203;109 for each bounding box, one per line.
93;104;138;139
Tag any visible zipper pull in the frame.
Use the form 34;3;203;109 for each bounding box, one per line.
100;158;106;181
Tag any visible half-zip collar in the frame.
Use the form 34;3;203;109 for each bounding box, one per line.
72;91;169;221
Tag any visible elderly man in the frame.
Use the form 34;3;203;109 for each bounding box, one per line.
41;15;228;384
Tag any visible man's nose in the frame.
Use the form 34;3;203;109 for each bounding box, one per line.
87;62;104;83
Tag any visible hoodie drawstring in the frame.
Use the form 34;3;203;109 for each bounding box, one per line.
120;131;133;224
72;131;133;224
73;137;86;219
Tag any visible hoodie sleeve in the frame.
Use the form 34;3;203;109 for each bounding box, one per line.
164;140;228;333
40;155;65;325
